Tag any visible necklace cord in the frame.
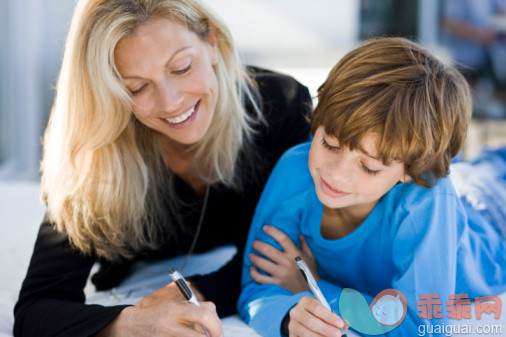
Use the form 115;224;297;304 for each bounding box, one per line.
180;184;210;272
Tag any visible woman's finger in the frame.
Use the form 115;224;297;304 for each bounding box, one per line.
250;266;275;284
248;253;279;275
167;302;223;337
171;323;210;337
199;302;224;337
263;225;299;255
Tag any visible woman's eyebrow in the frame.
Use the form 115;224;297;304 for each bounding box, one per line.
121;45;192;80
163;45;192;68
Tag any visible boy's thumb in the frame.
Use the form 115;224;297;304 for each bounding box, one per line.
300;235;313;256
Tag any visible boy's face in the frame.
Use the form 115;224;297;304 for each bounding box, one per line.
308;126;410;213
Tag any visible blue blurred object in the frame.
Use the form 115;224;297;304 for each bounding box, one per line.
451;151;464;163
450;147;506;238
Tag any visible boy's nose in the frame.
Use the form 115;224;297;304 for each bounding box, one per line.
328;155;354;183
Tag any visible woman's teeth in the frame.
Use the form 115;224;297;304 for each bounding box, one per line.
165;105;196;124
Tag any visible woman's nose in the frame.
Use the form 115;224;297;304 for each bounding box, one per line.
156;79;183;113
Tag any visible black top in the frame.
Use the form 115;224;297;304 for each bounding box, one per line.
14;67;312;337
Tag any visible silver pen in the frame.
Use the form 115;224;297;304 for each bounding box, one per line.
295;256;331;310
169;268;211;337
295;256;348;337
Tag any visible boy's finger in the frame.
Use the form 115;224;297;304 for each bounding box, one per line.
302;309;342;337
303;297;347;329
250;266;275;284
248;253;278;275
263;225;299;254
290;314;335;337
300;235;314;257
252;240;285;262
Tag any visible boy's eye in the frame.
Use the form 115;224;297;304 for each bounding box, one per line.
321;137;340;150
173;63;191;75
361;163;380;175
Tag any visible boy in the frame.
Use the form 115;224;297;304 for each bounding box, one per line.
238;37;506;336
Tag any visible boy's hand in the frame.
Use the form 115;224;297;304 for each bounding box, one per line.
288;296;347;337
248;225;318;293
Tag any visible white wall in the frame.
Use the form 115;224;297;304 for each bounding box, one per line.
0;0;75;180
202;0;360;68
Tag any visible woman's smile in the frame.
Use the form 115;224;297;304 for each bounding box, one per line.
161;100;200;128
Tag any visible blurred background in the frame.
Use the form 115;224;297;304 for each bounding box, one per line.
1;0;506;182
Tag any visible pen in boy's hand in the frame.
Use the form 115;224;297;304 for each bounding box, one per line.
295;257;348;337
169;268;211;337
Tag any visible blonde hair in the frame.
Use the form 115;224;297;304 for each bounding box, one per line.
41;0;261;261
312;37;471;187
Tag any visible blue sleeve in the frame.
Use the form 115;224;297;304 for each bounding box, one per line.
386;190;462;336
237;199;353;336
238;145;315;336
327;189;462;337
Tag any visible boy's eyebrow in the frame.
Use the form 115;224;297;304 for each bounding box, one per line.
358;146;379;160
359;147;392;166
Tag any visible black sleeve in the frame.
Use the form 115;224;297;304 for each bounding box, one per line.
250;66;313;164
189;68;312;317
14;219;128;337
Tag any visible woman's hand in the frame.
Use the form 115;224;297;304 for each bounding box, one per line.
136;281;206;308
288;296;347;337
96;283;223;337
248;225;319;294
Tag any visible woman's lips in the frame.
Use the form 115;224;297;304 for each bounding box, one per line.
161;100;200;129
320;177;350;198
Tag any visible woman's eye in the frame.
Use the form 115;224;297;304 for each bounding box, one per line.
173;63;191;75
130;84;147;96
321;137;340;150
361;163;380;175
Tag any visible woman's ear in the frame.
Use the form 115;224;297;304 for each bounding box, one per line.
207;24;219;65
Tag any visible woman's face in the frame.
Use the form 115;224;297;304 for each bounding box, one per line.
115;17;219;148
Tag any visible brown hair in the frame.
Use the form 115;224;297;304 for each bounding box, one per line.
312;37;471;187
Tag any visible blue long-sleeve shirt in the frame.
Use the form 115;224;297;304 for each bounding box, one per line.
238;142;506;336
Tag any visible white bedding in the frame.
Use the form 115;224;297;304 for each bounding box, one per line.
0;182;504;337
0;182;261;337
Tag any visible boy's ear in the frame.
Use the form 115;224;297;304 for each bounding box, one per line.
400;174;412;183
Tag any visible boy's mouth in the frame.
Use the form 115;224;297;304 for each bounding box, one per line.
320;178;350;197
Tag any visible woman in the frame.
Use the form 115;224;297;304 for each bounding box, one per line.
13;0;311;336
